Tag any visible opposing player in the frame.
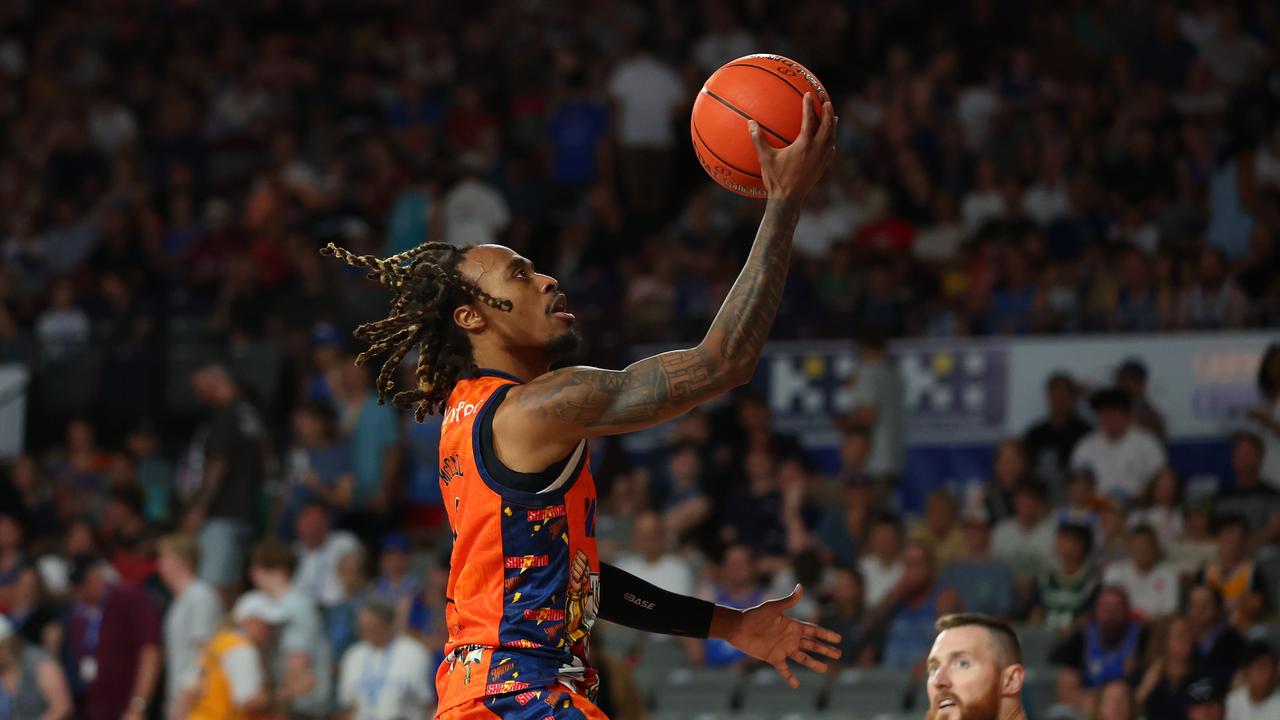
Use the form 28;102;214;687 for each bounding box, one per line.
926;614;1028;720
324;93;839;720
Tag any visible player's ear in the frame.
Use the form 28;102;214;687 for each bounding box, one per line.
1002;664;1025;697
454;304;485;332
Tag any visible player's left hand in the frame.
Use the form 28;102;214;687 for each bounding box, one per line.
714;585;842;688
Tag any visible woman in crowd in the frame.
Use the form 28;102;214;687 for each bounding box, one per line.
1136;617;1195;720
0;615;73;720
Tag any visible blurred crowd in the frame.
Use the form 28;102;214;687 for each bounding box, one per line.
2;0;1280;719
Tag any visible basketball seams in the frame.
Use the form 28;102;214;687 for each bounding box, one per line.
699;88;792;145
690;118;762;179
734;54;829;102
724;63;804;99
690;53;825;198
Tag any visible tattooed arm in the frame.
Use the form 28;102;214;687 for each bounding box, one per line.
497;94;837;467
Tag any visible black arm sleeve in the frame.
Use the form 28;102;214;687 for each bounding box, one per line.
597;562;716;639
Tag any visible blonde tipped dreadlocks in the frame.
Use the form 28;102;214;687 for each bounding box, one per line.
320;242;512;421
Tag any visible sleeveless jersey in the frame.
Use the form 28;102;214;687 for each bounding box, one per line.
434;370;600;714
1204;560;1256;627
189;628;256;720
1083;620;1142;688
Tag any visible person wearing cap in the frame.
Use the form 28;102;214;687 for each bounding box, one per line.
1227;641;1280;720
1184;669;1229;720
61;556;160;720
337;599;433;720
0;614;73;719
177;590;286;720
1114;358;1168;441
938;508;1014;618
1069;387;1167;500
306;323;348;403
372;532;422;611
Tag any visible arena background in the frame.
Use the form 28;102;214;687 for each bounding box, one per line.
1;1;1280;719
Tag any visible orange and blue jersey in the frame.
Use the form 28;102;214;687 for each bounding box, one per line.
434;369;601;716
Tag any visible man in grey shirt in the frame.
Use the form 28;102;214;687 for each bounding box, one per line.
840;326;905;504
157;534;223;712
248;539;333;719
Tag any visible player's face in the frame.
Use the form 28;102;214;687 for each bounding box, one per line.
926;627;1009;720
457;244;580;361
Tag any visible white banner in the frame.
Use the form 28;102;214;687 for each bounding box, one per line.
1003;332;1273;440
628;331;1274;451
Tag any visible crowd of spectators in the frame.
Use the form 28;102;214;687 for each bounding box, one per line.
2;0;1280;719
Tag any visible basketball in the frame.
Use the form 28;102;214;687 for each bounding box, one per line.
691;54;830;197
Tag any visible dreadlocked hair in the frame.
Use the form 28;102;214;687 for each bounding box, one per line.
320;241;512;421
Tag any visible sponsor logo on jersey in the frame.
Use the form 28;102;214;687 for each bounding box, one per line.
486;680;532;695
505;555;550;570
523;608;565;622
527;505;567;522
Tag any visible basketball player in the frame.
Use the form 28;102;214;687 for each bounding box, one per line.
324;94;839;720
926;614;1027;720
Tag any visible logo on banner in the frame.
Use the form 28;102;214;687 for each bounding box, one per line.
893;345;1008;438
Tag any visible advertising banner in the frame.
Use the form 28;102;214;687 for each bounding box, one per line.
626;332;1275;510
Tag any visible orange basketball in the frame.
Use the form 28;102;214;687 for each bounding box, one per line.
691;54;830;198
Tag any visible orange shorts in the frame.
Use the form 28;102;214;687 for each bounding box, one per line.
436;685;608;720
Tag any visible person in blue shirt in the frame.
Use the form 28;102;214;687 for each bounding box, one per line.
372;533;421;609
333;360;401;543
1050;586;1147;709
703;545;767;667
278;401;354;540
880;541;963;680
939;511;1014;619
545;70;610;216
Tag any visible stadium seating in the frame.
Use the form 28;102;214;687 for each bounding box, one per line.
825;667;910;716
738;667;826;715
651;667;742;714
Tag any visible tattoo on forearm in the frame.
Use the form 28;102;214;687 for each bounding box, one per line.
714;198;799;360
516;199;798;433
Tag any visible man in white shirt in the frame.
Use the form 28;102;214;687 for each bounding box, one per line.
608;42;684;217
1102;524;1178;620
293;503;362;608
157;533;224;711
442;155;510;248
991;481;1057;586
1227;642;1280;720
613;512;694;595
1070;388;1166;499
338;599;433;720
858;514;905;607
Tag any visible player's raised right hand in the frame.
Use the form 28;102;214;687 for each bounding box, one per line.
748;92;837;202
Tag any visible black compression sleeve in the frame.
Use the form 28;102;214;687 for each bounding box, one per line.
597;562;716;638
